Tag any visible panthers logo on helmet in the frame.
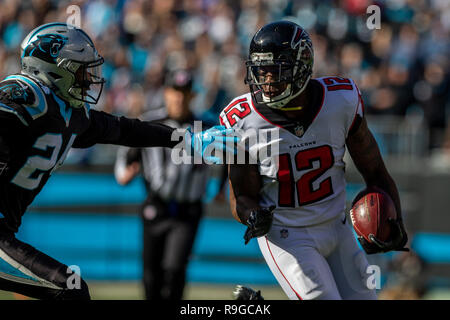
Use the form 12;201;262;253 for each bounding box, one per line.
23;34;68;63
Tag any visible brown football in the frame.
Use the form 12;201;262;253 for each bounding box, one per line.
349;186;397;243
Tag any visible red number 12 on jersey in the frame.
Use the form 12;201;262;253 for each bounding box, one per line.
277;145;334;207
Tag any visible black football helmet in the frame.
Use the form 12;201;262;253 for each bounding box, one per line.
245;21;314;110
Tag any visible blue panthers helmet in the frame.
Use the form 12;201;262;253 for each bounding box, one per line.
20;22;105;107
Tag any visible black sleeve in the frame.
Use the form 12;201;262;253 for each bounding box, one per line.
73;110;182;149
0;135;10;170
0;93;32;166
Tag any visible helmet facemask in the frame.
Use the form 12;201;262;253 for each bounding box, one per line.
246;60;293;107
59;57;105;106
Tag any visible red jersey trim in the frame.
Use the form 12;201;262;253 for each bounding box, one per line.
250;81;326;131
250;98;283;129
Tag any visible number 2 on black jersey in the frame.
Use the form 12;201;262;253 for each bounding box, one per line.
11;133;76;190
277;145;334;207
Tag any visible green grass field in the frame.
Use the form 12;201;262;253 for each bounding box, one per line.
0;282;286;300
0;281;449;300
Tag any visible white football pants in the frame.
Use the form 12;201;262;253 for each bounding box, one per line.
257;213;378;300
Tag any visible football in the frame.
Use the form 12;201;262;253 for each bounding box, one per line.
350;186;397;243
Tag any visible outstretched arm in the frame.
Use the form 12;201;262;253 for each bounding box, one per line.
73;110;179;149
73;110;238;164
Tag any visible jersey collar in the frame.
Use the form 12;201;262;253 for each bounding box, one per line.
251;79;325;138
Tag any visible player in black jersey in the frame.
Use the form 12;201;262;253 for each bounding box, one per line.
0;22;237;300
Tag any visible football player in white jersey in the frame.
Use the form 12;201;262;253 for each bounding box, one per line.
219;21;409;300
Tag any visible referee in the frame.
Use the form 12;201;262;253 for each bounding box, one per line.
115;70;212;300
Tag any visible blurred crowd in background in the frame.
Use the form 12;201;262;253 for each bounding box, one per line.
0;0;449;153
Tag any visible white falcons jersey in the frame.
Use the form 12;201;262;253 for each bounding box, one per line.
219;77;364;227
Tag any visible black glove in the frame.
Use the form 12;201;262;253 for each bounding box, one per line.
243;206;275;245
359;218;409;255
233;285;264;300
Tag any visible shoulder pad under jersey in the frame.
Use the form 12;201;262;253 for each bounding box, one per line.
0;74;50;125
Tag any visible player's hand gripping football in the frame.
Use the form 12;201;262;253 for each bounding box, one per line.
359;219;409;255
185;125;240;164
243;206;275;245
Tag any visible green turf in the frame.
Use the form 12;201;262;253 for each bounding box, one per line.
0;281;449;300
0;281;286;300
422;289;450;300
